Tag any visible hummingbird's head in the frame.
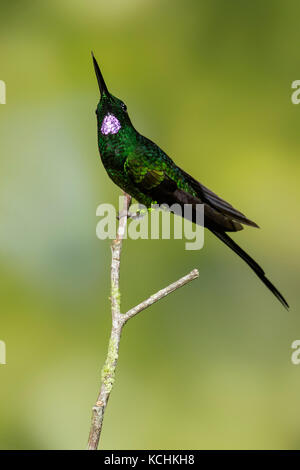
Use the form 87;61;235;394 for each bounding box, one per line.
92;53;131;136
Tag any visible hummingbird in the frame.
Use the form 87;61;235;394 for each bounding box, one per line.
92;54;289;309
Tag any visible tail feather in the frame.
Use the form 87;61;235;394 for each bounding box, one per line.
210;229;289;310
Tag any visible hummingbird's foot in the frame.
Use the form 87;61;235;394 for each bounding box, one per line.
117;207;148;221
128;208;148;220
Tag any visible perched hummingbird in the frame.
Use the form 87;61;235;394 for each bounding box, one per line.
92;54;288;309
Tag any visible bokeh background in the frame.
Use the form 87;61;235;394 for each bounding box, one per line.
0;0;300;450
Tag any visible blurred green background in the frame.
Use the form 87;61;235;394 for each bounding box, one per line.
0;0;300;450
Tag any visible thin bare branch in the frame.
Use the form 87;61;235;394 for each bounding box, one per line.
121;269;199;324
87;193;131;450
87;193;199;450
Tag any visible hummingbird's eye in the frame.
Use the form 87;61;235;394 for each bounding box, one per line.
121;102;127;112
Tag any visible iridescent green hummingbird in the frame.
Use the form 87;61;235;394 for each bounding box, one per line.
92;53;288;309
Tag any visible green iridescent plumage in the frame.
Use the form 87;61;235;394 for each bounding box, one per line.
96;93;196;208
92;54;288;309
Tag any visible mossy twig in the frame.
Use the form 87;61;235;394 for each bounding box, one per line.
87;192;199;450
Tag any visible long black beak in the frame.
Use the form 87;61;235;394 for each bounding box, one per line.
92;52;110;97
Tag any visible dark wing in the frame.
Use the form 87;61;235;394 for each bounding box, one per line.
178;167;259;228
125;154;245;232
125;136;257;231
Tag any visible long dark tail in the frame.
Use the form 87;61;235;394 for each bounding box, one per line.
210;229;289;309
